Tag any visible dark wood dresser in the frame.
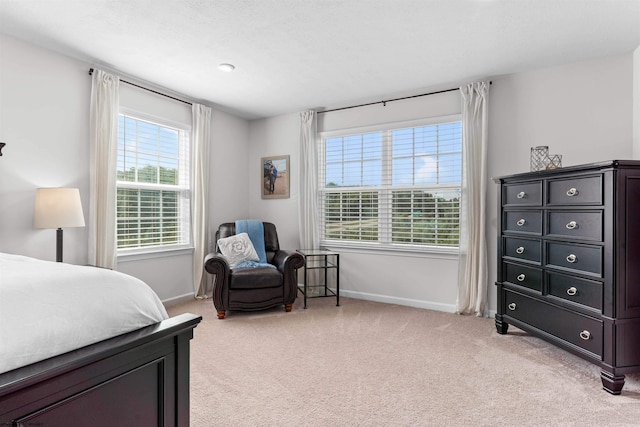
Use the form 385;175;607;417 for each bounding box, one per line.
494;160;640;394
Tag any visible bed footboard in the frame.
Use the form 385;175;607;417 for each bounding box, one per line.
0;313;201;426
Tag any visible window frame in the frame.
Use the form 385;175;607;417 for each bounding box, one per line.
116;108;193;258
318;115;462;256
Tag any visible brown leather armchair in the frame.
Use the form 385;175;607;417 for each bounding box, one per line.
204;222;304;319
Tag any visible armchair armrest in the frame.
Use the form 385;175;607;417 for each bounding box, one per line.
273;250;304;304
272;250;304;273
203;253;232;316
204;252;230;276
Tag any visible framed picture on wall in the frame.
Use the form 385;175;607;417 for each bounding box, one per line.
261;155;290;199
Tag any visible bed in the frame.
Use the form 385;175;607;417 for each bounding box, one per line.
0;253;201;426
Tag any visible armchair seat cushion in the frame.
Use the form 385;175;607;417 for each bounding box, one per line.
230;267;283;290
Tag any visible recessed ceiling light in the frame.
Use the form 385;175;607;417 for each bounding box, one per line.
218;63;235;72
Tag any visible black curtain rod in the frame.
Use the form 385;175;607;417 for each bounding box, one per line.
317;82;492;114
88;68;192;106
317;87;458;114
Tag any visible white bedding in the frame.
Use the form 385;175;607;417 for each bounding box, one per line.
0;253;169;374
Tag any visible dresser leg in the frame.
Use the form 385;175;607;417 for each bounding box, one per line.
495;316;509;334
601;370;625;395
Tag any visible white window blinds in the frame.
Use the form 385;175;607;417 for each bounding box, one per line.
319;119;461;251
116;113;191;252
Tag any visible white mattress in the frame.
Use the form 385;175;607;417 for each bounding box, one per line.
0;253;169;374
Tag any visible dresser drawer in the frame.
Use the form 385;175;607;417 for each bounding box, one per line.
547;271;602;311
504;262;542;292
504;210;543;235
546;242;603;277
547;175;603;206
503;290;602;357
547;210;603;242
503;181;542;206
504;237;541;264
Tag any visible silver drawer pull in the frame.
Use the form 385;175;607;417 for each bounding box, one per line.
517;274;526;282
566;254;577;263
516;191;526;199
566;187;578;197
508;303;517;311
567;287;578;296
579;330;591;340
566;220;578;230
517;219;526;226
516;246;525;254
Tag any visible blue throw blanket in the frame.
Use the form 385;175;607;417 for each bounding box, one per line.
234;220;276;270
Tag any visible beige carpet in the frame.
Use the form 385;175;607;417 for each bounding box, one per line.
168;297;640;427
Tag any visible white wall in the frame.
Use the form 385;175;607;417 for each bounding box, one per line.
317;90;461;131
2;32;635;311
0;34;91;264
248;91;464;312
209;110;252;229
114;80;194;302
0;34;251;302
488;54;633;177
249;53;636;315
486;53;634;313
247;114;301;250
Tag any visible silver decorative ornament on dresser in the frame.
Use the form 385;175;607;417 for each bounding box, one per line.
530;146;562;171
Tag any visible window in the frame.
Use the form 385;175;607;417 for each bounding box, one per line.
116;113;191;253
319;118;461;252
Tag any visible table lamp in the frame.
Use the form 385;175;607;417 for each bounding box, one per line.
34;188;85;262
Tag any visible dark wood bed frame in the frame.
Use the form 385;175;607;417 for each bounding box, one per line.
0;312;201;426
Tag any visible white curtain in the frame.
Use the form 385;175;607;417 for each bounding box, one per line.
456;81;490;316
192;103;212;298
89;69;119;269
298;110;320;250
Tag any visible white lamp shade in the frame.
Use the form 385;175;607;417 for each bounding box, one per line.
34;188;86;229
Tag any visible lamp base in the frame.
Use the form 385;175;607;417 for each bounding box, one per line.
56;228;63;263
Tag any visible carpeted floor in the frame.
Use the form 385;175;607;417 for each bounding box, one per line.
168;296;640;427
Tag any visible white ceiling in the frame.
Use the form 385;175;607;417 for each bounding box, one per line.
1;0;639;120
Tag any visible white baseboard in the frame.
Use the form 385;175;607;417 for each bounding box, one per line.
337;289;495;318
164;288;497;318
338;289;458;314
162;292;195;307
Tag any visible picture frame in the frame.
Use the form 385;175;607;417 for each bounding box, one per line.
261;155;290;199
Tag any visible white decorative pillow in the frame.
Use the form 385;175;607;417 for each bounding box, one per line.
217;233;259;268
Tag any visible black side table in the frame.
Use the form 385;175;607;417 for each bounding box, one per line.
297;249;339;309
